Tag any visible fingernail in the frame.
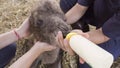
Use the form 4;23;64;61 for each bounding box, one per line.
58;31;62;34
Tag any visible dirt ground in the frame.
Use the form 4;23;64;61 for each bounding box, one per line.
0;0;120;68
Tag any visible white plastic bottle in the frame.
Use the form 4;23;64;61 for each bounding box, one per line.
66;33;114;68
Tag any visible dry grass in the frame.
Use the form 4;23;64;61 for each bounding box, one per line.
0;0;37;67
0;0;120;68
0;0;77;68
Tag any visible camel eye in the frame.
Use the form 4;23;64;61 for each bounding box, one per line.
35;19;43;26
38;19;43;25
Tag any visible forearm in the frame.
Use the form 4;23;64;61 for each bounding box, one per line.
65;3;88;24
0;30;18;49
87;28;110;44
0;18;29;49
9;45;43;68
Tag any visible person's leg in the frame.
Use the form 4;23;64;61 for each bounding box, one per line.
98;38;120;60
60;0;89;32
0;43;16;68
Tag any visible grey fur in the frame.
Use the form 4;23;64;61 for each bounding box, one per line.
29;0;72;68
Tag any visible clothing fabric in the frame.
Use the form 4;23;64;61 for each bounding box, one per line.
0;43;16;68
78;0;120;39
60;0;90;32
60;0;120;68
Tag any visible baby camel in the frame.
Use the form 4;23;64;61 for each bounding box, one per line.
29;0;72;68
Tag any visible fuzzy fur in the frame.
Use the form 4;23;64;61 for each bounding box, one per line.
29;0;72;67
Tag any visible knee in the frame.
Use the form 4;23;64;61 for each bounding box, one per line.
7;43;16;56
2;43;17;59
0;43;16;67
0;43;16;56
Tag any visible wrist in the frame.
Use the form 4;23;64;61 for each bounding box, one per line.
13;29;21;40
26;46;43;62
30;45;44;54
15;28;25;39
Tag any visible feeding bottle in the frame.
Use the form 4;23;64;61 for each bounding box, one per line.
66;32;114;68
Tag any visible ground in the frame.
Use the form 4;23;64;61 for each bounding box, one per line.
0;0;120;68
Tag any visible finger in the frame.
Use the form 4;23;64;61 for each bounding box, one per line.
63;39;70;51
64;39;75;55
56;34;63;49
56;34;59;45
79;57;85;64
57;31;66;51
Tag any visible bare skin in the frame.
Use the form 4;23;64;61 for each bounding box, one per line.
57;28;110;63
65;3;88;25
0;18;29;49
0;18;56;68
9;42;56;68
56;3;110;64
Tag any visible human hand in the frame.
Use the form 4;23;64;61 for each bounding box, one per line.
71;29;89;38
16;18;30;38
57;30;89;64
34;41;57;53
56;31;75;56
71;29;89;64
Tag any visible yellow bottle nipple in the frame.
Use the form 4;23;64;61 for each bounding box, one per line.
66;32;78;41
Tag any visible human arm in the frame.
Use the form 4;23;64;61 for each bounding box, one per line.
65;3;88;24
57;10;120;62
0;18;29;49
57;10;120;53
57;28;110;51
57;29;110;63
88;10;120;43
65;0;95;25
9;42;56;68
74;28;110;44
86;28;109;44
